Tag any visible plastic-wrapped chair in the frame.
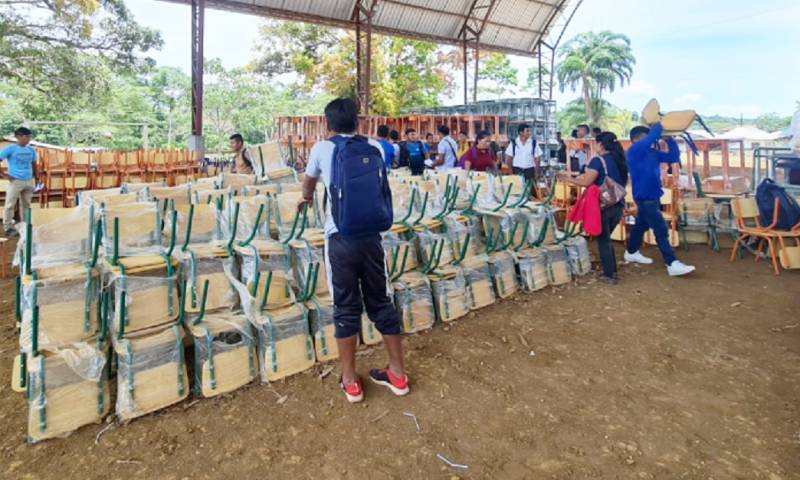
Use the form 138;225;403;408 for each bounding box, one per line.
25;339;110;443
429;267;470;323
186;291;256;398
563;236;592;277
180;247;237;314
307;296;339;362
254;302;315;382
382;231;419;278
488;251;518;299
460;254;495;310
100;201;164;258
273;190;323;241
393;271;436;333
542;245;572;285
170;202;224;249
114;323;188;421
517;248;549;292
141;184;192;208
218;172;258;192
679;197;717;250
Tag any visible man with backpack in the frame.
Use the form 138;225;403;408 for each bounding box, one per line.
300;98;409;403
229;133;253;175
434;125;458;172
505;123;542;182
398;128;428;175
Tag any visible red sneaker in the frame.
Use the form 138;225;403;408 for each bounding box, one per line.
340;377;363;403
368;367;410;396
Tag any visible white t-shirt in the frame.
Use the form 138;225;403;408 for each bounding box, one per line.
392;143;400;159
305;134;385;237
436;136;458;172
504;137;543;169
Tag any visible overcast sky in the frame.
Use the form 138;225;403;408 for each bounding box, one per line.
127;0;799;117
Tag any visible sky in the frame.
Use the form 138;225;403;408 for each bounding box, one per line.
126;0;799;117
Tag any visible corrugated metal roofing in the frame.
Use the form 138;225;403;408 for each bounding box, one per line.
161;0;575;56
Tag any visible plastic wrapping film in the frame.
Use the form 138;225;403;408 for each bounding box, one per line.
17;205;95;272
444;215;483;260
273;190;322;238
77;188;122;207
307;297;339;362
236;242;293;309
517;248;549;292
429;269;470;323
114;324;188;421
19;268;100;351
229;195;272;243
108;259;179;337
564;236;592;277
101;202;163;257
416;229;455;268
292;240;329;298
382;231;419;274
219;173;258;191
140;184;192;207
391;181;414;223
543;245;572;285
192;187;229;206
461;255;496;310
489;251;519;299
512;206;557;247
240;184;279;197
26;342;110;443
393;272;436;333
481;211;515;250
181;251;238;313
255;303;315;382
166;203;224;247
713;203;735;231
121;182;164;194
189;313;256;398
361;311;383;345
680;198;715;228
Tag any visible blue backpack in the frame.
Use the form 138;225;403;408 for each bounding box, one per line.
328;135;394;236
756;178;800;230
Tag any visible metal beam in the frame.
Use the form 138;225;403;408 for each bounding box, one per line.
382;0;536;38
353;0;377;115
159;0;542;57
190;0;204;159
462;39;468;105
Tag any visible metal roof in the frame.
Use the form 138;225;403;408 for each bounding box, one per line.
161;0;580;57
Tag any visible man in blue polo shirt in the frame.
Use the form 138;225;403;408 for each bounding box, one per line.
0;127;38;236
375;125;396;169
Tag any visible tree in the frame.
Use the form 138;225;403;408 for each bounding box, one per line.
755;113;791;133
526;64;551;99
0;0;162;107
556;31;635;125
478;52;517;99
557;97;610;136
251;21;457;115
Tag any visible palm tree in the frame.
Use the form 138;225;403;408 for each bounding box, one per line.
556;31;635;125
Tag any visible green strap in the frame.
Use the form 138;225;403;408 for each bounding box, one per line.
204;328;216;391
182;204;195;251
174;325;185;396
37;356;46;432
83;266;94;333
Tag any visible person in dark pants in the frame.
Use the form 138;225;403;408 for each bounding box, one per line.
558;132;628;283
301;98;409;403
625;122;695;276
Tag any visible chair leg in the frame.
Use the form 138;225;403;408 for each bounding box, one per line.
730;234;744;262
767;239;780;275
755;238;765;262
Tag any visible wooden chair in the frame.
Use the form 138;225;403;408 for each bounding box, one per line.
42;149;69;207
67;151;93;206
147;150;172;185
95;150;120;189
730;197;781;274
120;150;145;184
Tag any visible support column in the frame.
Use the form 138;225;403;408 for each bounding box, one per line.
190;0;205;160
473;37;479;104
462;40;468;105
537;42;543;99
354;1;376;115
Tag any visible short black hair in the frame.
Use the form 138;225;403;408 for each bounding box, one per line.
459;130;468;137
577;124;590;133
630;126;650;141
476;130;490;142
570;129;578;138
592;127;602;136
377;125;390;138
229;133;243;143
425;132;433;139
517;123;531;135
324;98;358;134
15;127;32;137
437;125;450;136
389;130;400;141
405;128;416;135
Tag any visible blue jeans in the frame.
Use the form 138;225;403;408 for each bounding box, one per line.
627;200;677;266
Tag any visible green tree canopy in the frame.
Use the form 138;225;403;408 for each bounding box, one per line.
556;31;635;125
478;52;517;99
0;0;162;107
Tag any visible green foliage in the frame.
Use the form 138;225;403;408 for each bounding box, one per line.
557;31;635;124
478;53;518;99
557;97;638;138
251;21;456;115
525;64;551;99
0;0;162;109
754;113;791;133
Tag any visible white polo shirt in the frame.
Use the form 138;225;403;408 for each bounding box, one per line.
504;137;543;169
306;134;385;237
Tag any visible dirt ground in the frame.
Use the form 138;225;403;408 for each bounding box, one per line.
0;245;798;480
